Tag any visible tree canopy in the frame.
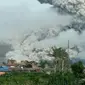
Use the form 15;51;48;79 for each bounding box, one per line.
51;47;69;59
71;61;84;78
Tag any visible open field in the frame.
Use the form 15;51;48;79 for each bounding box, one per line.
0;72;84;85
0;72;49;85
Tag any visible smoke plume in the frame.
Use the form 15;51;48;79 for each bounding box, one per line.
0;0;85;62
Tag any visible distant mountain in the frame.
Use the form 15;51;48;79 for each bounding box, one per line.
0;43;12;63
0;43;12;57
70;57;85;65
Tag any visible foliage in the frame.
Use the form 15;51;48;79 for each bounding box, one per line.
49;47;70;72
39;60;48;69
51;47;68;58
71;61;84;78
0;72;49;85
47;72;80;85
0;71;85;85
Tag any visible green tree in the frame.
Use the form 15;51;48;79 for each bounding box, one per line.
51;47;68;58
39;60;48;69
49;47;70;72
47;72;79;85
71;61;84;78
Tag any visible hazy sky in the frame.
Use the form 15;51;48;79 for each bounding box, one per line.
0;0;85;62
0;0;74;62
0;0;72;40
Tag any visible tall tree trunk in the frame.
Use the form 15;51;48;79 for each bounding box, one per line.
62;59;64;72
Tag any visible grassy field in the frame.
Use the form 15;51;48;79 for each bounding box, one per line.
0;72;84;85
0;72;49;85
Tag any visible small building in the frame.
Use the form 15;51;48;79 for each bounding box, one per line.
7;59;17;66
0;66;9;72
7;59;17;71
19;60;40;72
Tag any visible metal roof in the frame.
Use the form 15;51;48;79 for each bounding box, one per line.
0;66;9;71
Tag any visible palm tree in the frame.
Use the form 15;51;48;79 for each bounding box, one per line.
49;46;70;72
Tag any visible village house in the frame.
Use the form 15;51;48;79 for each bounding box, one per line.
7;59;17;66
0;59;41;72
19;60;40;72
7;59;17;70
